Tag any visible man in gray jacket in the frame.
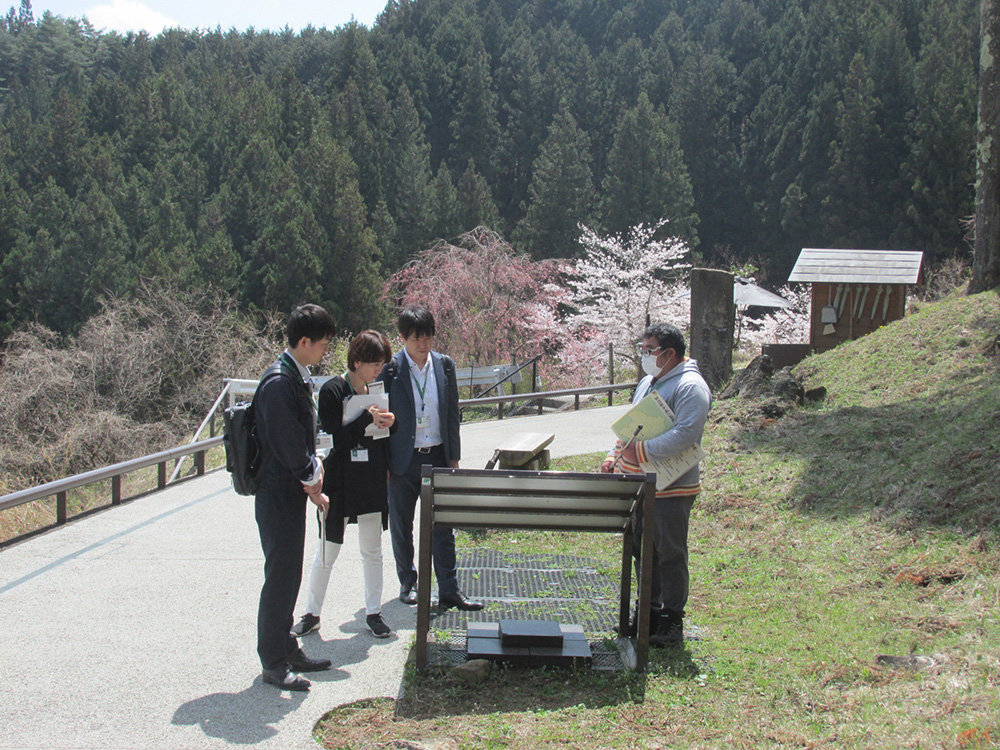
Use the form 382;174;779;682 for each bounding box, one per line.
602;322;711;647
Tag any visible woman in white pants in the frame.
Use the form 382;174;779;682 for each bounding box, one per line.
292;331;395;639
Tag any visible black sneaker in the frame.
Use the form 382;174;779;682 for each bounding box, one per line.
650;618;684;648
291;613;320;637
366;613;391;638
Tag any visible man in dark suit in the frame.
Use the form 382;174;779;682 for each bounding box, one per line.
254;303;337;691
380;306;483;611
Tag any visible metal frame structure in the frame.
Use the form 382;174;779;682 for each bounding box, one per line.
416;466;657;671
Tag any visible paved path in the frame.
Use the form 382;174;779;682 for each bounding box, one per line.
0;403;628;750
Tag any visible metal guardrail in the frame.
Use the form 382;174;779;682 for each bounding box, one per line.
474;355;539;399
0;379;636;545
460;382;638;419
0;436;223;545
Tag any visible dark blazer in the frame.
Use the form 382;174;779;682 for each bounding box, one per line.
381;349;461;476
255;358;316;494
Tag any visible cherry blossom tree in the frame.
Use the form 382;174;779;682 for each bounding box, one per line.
737;284;812;355
567;220;692;376
383;227;595;387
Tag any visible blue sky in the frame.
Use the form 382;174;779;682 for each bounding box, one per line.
29;0;389;34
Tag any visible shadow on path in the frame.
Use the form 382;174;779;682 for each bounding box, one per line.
172;681;310;744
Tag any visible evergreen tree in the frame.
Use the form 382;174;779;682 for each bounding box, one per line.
0;132;29;337
225;134;283;262
275;63;315;158
904;0;977;259
599;92;698;243
194;193;241;296
448;32;502;184
973;0;1000;292
44;88;88;196
431;162;461;241
371;197;401;270
382;86;435;270
329;78;388;215
244;171;325;315
819;52;885;246
291;132;387;330
514;107;595;259
74;183;133;299
495;23;549;224
670;42;745;256
456;159;501;233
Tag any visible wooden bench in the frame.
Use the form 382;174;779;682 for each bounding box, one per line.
416;466;656;671
484;432;554;470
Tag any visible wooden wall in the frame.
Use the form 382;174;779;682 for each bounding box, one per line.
809;282;907;353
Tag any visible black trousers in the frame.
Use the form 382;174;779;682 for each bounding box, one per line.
632;495;696;617
255;484;307;671
387;445;459;597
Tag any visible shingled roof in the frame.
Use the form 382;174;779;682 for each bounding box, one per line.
787;248;924;285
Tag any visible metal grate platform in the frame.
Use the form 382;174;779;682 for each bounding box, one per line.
424;549;629;670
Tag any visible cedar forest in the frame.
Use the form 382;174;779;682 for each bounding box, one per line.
0;0;980;340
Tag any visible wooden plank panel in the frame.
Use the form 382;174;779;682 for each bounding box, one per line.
434;493;635;514
431;472;645;499
434;510;629;531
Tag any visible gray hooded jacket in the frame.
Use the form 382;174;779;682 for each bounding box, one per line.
633;358;712;491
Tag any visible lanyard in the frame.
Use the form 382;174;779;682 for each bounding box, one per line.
410;365;430;411
280;352;310;391
280;353;317;428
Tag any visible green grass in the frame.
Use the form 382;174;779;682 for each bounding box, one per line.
315;288;1000;749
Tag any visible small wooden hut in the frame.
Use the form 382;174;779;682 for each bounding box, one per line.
787;248;924;354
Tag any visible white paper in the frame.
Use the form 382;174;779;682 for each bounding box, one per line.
640;443;707;490
343;393;391;439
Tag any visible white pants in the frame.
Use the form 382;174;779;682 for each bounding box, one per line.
305;511;384;616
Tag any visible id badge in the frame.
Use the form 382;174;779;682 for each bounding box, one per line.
351;449;369;462
416;415;430;429
316;431;333;452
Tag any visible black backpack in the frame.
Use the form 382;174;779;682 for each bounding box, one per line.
223;363;281;496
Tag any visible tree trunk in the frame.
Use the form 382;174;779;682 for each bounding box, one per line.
972;0;1000;293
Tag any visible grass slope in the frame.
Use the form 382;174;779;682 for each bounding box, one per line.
315;288;1000;750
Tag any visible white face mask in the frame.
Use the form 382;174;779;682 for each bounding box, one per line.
641;352;661;378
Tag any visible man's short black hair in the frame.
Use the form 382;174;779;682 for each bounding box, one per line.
286;304;337;347
644;322;686;359
397;305;436;339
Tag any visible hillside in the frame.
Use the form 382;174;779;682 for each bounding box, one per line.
707;286;1000;538
318;289;1000;749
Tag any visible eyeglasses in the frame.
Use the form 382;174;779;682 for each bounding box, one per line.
637;345;664;356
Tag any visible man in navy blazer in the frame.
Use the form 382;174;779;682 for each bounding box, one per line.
380;306;483;611
254;304;337;691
